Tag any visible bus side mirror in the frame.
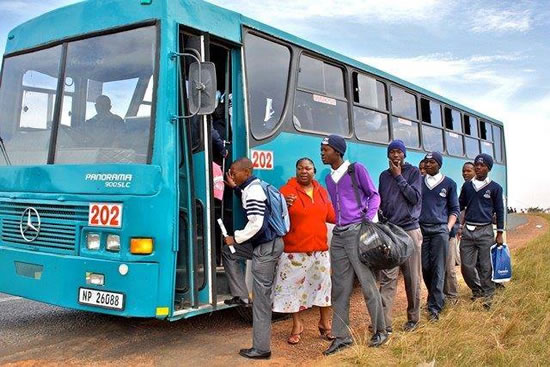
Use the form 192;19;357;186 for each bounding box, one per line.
188;62;217;116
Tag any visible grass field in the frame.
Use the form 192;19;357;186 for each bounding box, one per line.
325;214;550;366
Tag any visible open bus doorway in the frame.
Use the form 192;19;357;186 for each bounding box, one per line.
174;29;235;315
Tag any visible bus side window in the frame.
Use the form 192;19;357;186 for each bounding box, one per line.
293;54;349;136
244;33;291;140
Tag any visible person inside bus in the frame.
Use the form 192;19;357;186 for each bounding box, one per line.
273;157;335;345
378;140;423;332
86;95;124;128
419;152;459;321
459;154;505;309
320;135;388;355
223;157;284;360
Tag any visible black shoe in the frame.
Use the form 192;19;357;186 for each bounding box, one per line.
428;311;439;322
403;321;418;332
368;332;388;347
495;283;505;290
239;348;271;359
224;296;249;306
482;298;493;310
323;337;353;355
386;326;393;335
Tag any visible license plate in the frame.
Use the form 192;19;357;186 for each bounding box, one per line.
78;288;124;310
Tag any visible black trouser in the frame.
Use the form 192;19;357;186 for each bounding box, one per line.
420;223;449;314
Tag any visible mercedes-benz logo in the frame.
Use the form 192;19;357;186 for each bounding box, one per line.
19;207;41;242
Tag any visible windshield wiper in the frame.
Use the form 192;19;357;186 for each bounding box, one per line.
0;136;12;165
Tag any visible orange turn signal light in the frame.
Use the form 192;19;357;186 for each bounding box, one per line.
130;238;154;254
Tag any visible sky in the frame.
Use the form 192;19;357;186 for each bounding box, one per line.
1;0;549;209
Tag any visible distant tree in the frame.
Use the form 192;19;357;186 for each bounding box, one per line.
527;207;544;213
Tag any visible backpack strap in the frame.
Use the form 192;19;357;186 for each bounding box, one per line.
347;163;368;223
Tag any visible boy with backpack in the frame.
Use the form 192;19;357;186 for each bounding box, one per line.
223;157;287;359
320;135;387;355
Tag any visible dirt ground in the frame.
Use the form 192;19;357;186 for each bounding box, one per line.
3;215;543;367
260;214;545;366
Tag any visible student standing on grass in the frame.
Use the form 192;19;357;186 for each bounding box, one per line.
378;140;423;332
320;135;388;355
459;154;505;309
444;161;476;301
419;152;459;321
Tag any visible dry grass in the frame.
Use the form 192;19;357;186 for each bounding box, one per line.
323;214;550;367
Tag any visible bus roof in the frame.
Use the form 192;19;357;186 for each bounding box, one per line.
4;0;502;126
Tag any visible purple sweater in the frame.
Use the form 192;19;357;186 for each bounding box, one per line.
325;162;380;226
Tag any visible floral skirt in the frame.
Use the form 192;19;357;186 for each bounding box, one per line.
272;250;331;313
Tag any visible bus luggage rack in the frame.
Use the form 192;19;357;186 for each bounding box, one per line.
0;201;89;252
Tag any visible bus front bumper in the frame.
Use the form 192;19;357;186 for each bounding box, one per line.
0;246;159;318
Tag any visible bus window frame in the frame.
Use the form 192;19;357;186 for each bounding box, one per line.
1;20;160;166
242;29;294;141
388;83;420;148
352;71;391;144
419;97;445;153
291;50;352;138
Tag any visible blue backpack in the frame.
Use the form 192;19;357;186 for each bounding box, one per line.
255;181;290;237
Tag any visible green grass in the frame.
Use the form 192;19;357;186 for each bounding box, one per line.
325;214;550;366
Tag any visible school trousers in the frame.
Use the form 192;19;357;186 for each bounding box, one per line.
379;228;423;326
330;223;386;338
444;236;459;298
420;223;449;314
222;238;284;352
460;224;495;298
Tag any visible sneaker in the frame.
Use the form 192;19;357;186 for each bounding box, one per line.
403;321;418;332
386;326;393;335
428;311;439;322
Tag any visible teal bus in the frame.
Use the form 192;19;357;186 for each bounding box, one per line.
0;0;506;320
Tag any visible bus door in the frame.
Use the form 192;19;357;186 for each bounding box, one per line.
174;29;235;314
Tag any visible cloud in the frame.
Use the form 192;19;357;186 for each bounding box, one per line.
471;8;532;33
207;0;450;24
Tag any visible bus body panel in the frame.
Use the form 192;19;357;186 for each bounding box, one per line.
0;246;160;317
249;132;508;205
0;164;162;195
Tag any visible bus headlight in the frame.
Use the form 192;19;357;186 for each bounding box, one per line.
106;234;121;252
130;238;153;254
87;233;100;250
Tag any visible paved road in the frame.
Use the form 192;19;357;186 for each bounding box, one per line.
0;293;257;366
507;213;529;231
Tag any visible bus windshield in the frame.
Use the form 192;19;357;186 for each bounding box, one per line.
0;25;156;166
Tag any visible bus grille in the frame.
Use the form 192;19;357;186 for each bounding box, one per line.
0;201;88;252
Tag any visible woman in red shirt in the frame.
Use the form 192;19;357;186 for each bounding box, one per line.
273;158;336;344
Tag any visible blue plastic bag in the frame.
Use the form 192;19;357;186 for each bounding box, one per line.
490;243;512;283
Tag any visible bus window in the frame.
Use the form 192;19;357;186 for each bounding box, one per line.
465;137;479;159
0;45;62;166
422;125;444;152
444;107;462;132
493;125;504;162
421;99;443;127
244;34;291;139
464;115;478;137
391;116;419;148
294;55;349;135
445;131;464;156
354;73;386;110
481;141;494;156
480;120;493;141
390;86;417;121
354;107;389;143
54;26;156;164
